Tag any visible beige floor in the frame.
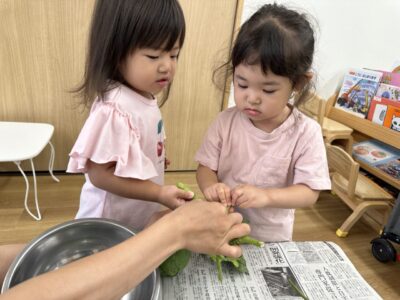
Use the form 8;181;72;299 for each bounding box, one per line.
0;172;399;299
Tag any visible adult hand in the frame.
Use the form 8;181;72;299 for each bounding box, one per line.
0;201;250;300
145;209;172;228
231;184;268;208
168;200;250;257
158;185;194;209
203;182;232;205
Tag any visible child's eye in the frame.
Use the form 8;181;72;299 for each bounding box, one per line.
238;83;247;89
170;55;179;59
263;90;276;94
146;55;159;60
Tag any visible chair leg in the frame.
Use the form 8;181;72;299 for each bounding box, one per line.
48;141;60;183
344;136;354;154
336;201;390;238
14;160;41;221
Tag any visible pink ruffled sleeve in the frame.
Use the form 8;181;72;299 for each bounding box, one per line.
67;102;158;180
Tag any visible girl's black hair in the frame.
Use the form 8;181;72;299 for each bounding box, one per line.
216;3;315;106
76;0;186;107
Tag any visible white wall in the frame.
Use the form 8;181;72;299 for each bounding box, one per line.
228;0;400;106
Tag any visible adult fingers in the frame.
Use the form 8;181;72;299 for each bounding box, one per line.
218;244;242;258
217;223;251;257
226;222;251;241
226;211;244;225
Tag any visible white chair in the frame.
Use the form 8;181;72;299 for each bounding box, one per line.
0;122;60;220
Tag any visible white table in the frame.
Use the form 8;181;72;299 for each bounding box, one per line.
0;122;59;220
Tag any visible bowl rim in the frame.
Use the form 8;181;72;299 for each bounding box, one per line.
1;218;161;299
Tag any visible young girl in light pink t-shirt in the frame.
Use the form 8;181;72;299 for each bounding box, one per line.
195;3;331;242
67;0;193;231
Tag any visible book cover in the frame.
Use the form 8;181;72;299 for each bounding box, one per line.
353;140;399;164
367;96;400;125
376;158;400;180
375;83;400;101
353;140;400;183
383;105;400;132
335;68;382;118
380;70;400;87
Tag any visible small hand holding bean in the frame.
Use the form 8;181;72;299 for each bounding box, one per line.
158;185;194;209
203;183;232;205
231;184;269;208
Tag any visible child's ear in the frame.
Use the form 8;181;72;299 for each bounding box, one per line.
304;71;314;81
294;71;313;92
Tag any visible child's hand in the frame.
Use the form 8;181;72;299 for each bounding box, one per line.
164;158;171;170
231;184;268;208
158;185;194;209
203;183;231;205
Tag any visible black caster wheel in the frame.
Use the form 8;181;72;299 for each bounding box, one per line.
371;238;397;263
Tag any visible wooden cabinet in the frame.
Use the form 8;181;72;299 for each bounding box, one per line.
161;0;238;170
0;0;95;172
0;0;238;172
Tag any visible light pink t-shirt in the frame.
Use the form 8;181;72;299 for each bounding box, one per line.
195;106;331;242
67;84;165;230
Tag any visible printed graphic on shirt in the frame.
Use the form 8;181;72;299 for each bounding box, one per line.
157;119;164;157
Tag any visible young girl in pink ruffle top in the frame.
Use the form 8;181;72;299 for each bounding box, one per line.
67;0;193;230
195;4;331;242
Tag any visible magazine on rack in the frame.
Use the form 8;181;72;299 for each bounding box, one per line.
162;242;382;300
335;68;382;118
367;96;400;128
375;83;400;101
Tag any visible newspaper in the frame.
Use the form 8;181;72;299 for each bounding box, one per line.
162;241;381;300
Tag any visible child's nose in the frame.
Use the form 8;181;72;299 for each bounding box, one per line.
158;57;174;73
247;92;261;105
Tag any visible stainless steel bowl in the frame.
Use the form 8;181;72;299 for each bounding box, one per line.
1;218;161;300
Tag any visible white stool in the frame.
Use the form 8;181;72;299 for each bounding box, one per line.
0;122;60;220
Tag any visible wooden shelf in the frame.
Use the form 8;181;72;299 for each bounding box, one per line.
356;159;400;191
329;107;400;149
326;93;400;191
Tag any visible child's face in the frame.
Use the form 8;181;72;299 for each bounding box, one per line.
120;41;180;99
233;63;294;130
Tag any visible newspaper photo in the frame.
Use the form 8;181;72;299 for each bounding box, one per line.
162;241;381;300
